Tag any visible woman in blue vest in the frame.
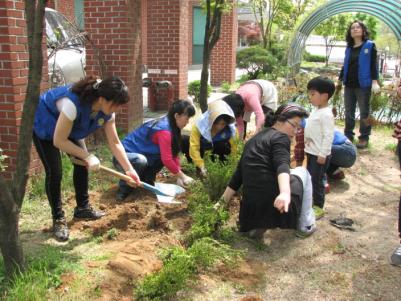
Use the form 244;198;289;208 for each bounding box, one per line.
115;100;196;201
338;20;379;149
33;76;141;241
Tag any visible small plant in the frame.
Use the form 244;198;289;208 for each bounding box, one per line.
134;238;241;301
385;142;397;152
188;80;212;103
106;228;119;240
202;141;243;202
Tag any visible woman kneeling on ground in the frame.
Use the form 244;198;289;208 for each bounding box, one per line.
181;99;237;178
114;100;196;201
222;103;316;239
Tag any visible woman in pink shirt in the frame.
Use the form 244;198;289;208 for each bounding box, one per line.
114;100;196;201
233;80;278;139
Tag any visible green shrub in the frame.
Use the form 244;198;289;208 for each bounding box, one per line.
202;141;243;202
236;46;278;80
134;238;241;301
370;92;389;113
303;51;326;62
188;80;212;103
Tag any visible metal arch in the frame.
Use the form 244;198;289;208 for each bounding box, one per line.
301;9;399;41
298;0;401;36
288;0;401;69
301;4;401;39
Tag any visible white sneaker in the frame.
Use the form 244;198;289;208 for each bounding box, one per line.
390;244;401;266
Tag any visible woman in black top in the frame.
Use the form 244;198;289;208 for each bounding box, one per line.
338;20;379;149
222;104;316;239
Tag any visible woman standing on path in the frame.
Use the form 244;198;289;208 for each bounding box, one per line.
338;20;380;149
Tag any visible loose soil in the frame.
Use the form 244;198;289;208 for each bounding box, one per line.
19;128;401;300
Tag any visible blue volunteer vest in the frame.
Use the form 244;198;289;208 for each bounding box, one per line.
33;85;112;140
200;125;235;148
122;116;172;156
342;40;374;88
332;130;347;145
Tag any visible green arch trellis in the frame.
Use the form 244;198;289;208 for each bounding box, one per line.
287;0;401;71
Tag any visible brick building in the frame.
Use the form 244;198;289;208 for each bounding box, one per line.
0;0;237;178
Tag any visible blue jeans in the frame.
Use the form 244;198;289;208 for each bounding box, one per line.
344;86;372;141
113;153;163;197
327;141;357;176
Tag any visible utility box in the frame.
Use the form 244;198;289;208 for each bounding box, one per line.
143;78;174;111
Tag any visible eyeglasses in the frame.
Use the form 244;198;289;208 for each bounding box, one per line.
286;119;301;132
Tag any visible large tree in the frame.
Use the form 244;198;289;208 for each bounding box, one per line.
0;0;46;278
199;0;232;112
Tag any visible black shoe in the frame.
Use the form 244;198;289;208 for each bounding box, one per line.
53;217;69;241
73;206;105;219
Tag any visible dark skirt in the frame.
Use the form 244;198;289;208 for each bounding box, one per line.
239;174;303;232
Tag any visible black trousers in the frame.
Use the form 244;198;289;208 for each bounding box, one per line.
33;132;89;219
181;135;231;165
306;153;330;209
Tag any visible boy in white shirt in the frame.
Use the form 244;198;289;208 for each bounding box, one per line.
304;77;335;219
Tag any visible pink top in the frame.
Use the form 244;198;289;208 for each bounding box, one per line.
151;130;181;174
236;83;265;137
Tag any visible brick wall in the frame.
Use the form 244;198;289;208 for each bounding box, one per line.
210;1;237;85
85;0;143;132
0;0;49;178
146;0;189;104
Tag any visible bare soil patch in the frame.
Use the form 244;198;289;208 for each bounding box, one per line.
20;128;401;300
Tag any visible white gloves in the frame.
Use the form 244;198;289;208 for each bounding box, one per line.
372;82;380;94
177;174;194;187
84;154;100;170
199;167;207;178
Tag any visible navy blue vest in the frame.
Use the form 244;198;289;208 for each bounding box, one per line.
200;125;234;149
342;40;374;88
122;116;171;156
33;85;112;140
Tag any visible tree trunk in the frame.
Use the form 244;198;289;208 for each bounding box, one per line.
0;212;24;277
0;0;46;279
199;0;224;113
199;56;210;113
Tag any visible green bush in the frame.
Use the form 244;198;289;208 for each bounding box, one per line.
220;81;239;93
370;92;389;113
303;51;326;63
236;46;278;80
134;238;241;301
188;80;212;103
